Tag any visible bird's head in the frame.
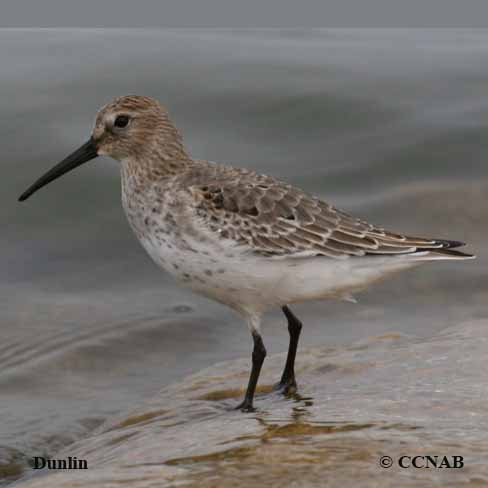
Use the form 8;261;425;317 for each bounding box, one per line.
18;95;187;202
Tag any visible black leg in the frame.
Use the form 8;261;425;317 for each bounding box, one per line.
275;305;302;394
236;331;267;412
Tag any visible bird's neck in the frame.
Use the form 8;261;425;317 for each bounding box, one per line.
120;141;193;191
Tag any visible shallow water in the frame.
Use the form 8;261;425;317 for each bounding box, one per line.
1;29;488;486
13;321;488;487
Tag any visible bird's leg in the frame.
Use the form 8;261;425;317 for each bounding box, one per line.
274;305;302;395
236;331;267;412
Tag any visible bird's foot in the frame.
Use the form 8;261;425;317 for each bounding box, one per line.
235;398;256;412
273;377;297;395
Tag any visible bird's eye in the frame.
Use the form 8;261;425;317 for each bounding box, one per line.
114;115;130;128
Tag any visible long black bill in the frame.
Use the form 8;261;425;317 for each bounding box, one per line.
18;138;98;202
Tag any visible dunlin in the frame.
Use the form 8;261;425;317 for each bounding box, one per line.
19;95;474;411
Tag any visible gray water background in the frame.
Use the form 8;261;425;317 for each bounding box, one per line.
1;29;487;484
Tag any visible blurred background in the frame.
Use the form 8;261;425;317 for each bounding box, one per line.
1;29;487;485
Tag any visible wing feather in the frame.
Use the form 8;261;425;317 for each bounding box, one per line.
184;162;468;259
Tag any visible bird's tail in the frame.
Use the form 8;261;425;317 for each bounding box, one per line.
407;246;475;261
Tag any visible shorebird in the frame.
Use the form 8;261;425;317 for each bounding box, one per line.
19;95;474;411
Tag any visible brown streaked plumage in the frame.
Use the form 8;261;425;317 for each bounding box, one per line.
182;160;466;259
18;95;475;412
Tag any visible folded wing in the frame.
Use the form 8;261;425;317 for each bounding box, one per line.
188;164;473;260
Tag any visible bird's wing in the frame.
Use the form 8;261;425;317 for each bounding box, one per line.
186;165;465;259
